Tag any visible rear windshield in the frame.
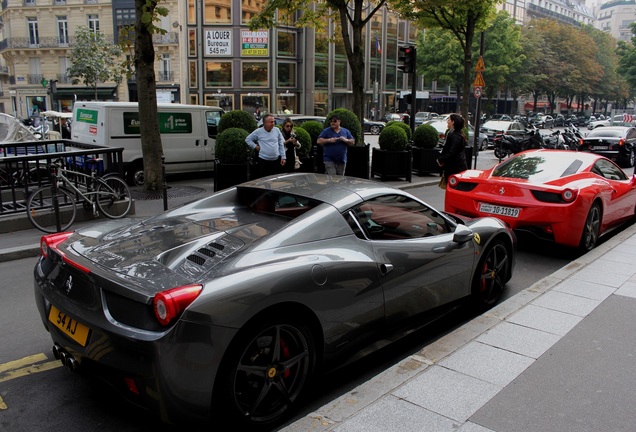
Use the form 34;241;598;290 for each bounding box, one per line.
236;187;320;219
493;154;584;182
586;129;624;138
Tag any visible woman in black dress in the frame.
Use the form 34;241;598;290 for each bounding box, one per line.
436;113;468;179
281;118;300;172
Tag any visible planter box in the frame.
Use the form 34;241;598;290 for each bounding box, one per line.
371;147;412;182
313;144;370;178
214;160;251;191
346;143;370;179
412;146;442;176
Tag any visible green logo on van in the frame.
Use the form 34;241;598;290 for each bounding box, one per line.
123;112;193;134
75;109;98;124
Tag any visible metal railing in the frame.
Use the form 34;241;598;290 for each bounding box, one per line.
0;139;124;217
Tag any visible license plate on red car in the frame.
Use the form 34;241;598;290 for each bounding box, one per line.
479;203;520;218
48;305;90;346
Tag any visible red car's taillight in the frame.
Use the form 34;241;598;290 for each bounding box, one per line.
448;175;459;187
153;284;203;326
561;188;577;203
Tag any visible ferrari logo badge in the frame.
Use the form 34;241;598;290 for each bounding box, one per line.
499;187;505;195
473;233;481;244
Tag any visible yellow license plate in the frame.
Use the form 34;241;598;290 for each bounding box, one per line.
48;305;90;347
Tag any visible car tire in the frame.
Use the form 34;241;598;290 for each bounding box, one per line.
624;148;635;168
579;203;601;252
370;125;381;135
479;139;488;151
214;316;316;429
471;238;509;308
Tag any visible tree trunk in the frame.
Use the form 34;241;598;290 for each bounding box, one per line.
135;0;163;191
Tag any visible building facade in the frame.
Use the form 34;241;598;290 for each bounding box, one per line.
595;0;636;42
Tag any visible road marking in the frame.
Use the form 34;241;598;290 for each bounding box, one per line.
0;353;62;383
0;353;63;410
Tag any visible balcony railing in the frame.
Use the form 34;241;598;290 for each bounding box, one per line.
28;74;44;85
153;32;179;45
0;35;115;52
0;65;8;75
56;73;74;84
157;71;174;82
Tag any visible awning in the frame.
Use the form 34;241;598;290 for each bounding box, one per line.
54;86;118;98
398;90;430;99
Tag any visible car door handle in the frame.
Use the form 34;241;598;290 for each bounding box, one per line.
380;263;393;275
195;139;200;146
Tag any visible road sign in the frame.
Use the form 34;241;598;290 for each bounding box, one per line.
475;56;485;72
474;86;482;99
473;72;485;87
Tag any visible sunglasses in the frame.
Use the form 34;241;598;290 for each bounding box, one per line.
330;119;339;123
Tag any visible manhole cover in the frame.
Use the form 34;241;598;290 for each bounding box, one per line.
131;186;206;200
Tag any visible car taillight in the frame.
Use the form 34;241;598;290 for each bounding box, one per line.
40;232;73;258
448;175;458;187
618;138;625;146
561;188;577;203
153;284;203;326
40;232;91;273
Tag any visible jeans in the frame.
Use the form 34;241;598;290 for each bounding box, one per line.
324;161;346;176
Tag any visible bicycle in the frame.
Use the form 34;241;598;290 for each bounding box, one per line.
26;157;132;233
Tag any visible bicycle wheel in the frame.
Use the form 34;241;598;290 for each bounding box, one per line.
96;175;132;219
26;186;77;233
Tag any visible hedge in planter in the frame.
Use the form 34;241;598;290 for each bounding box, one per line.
413;124;440;148
378;124;409;151
218;110;257;134
386;120;412;141
373;125;411;182
214;127;253;191
412;124;442;176
292;126;314;172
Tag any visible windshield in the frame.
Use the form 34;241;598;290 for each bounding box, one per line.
493;154;584;182
587;129;625;138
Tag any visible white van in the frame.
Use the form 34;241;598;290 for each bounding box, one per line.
72;102;224;185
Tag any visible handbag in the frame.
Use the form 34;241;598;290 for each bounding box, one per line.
438;173;447;189
294;155;302;170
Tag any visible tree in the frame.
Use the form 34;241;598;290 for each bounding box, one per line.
67;26;123;100
132;0;168;191
395;0;499;121
249;0;387;143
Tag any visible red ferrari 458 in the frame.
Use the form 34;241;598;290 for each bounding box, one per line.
445;149;636;251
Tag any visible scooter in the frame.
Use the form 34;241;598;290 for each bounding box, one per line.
494;128;545;160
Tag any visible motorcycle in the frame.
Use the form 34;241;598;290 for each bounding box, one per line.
493;128;545;160
542;129;571;150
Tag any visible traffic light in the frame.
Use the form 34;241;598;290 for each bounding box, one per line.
398;45;416;74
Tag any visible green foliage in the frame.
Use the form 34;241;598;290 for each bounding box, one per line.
378;125;409;151
218;110;258;134
326;108;362;145
385;121;412;141
298;121;322;147
292;127;312;157
215;128;252;164
67;26;123;99
413;124;440;148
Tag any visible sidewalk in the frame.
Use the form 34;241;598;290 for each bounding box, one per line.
279;224;636;432
3;172;635;431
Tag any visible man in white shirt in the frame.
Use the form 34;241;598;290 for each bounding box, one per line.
245;114;286;178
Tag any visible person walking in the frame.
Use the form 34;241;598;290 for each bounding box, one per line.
436;113;468;187
317;114;355;176
245;114;286;178
281;118;301;173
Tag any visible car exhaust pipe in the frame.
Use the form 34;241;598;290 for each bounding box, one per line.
52;344;80;373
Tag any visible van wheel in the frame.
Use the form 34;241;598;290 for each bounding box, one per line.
127;163;144;186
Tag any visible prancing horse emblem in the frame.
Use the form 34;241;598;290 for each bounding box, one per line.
64;275;73;295
499;187;505;195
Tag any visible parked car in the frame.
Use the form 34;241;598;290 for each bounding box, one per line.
529;114;554;129
553;114;566;127
445;149;636;251
579;126;636;167
489;114;512;121
34;173;516;429
258;114;326;128
480;120;530;146
587;115;627;130
414;112;439;126
363;118;385;134
425;120;487;150
382;113;402;123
